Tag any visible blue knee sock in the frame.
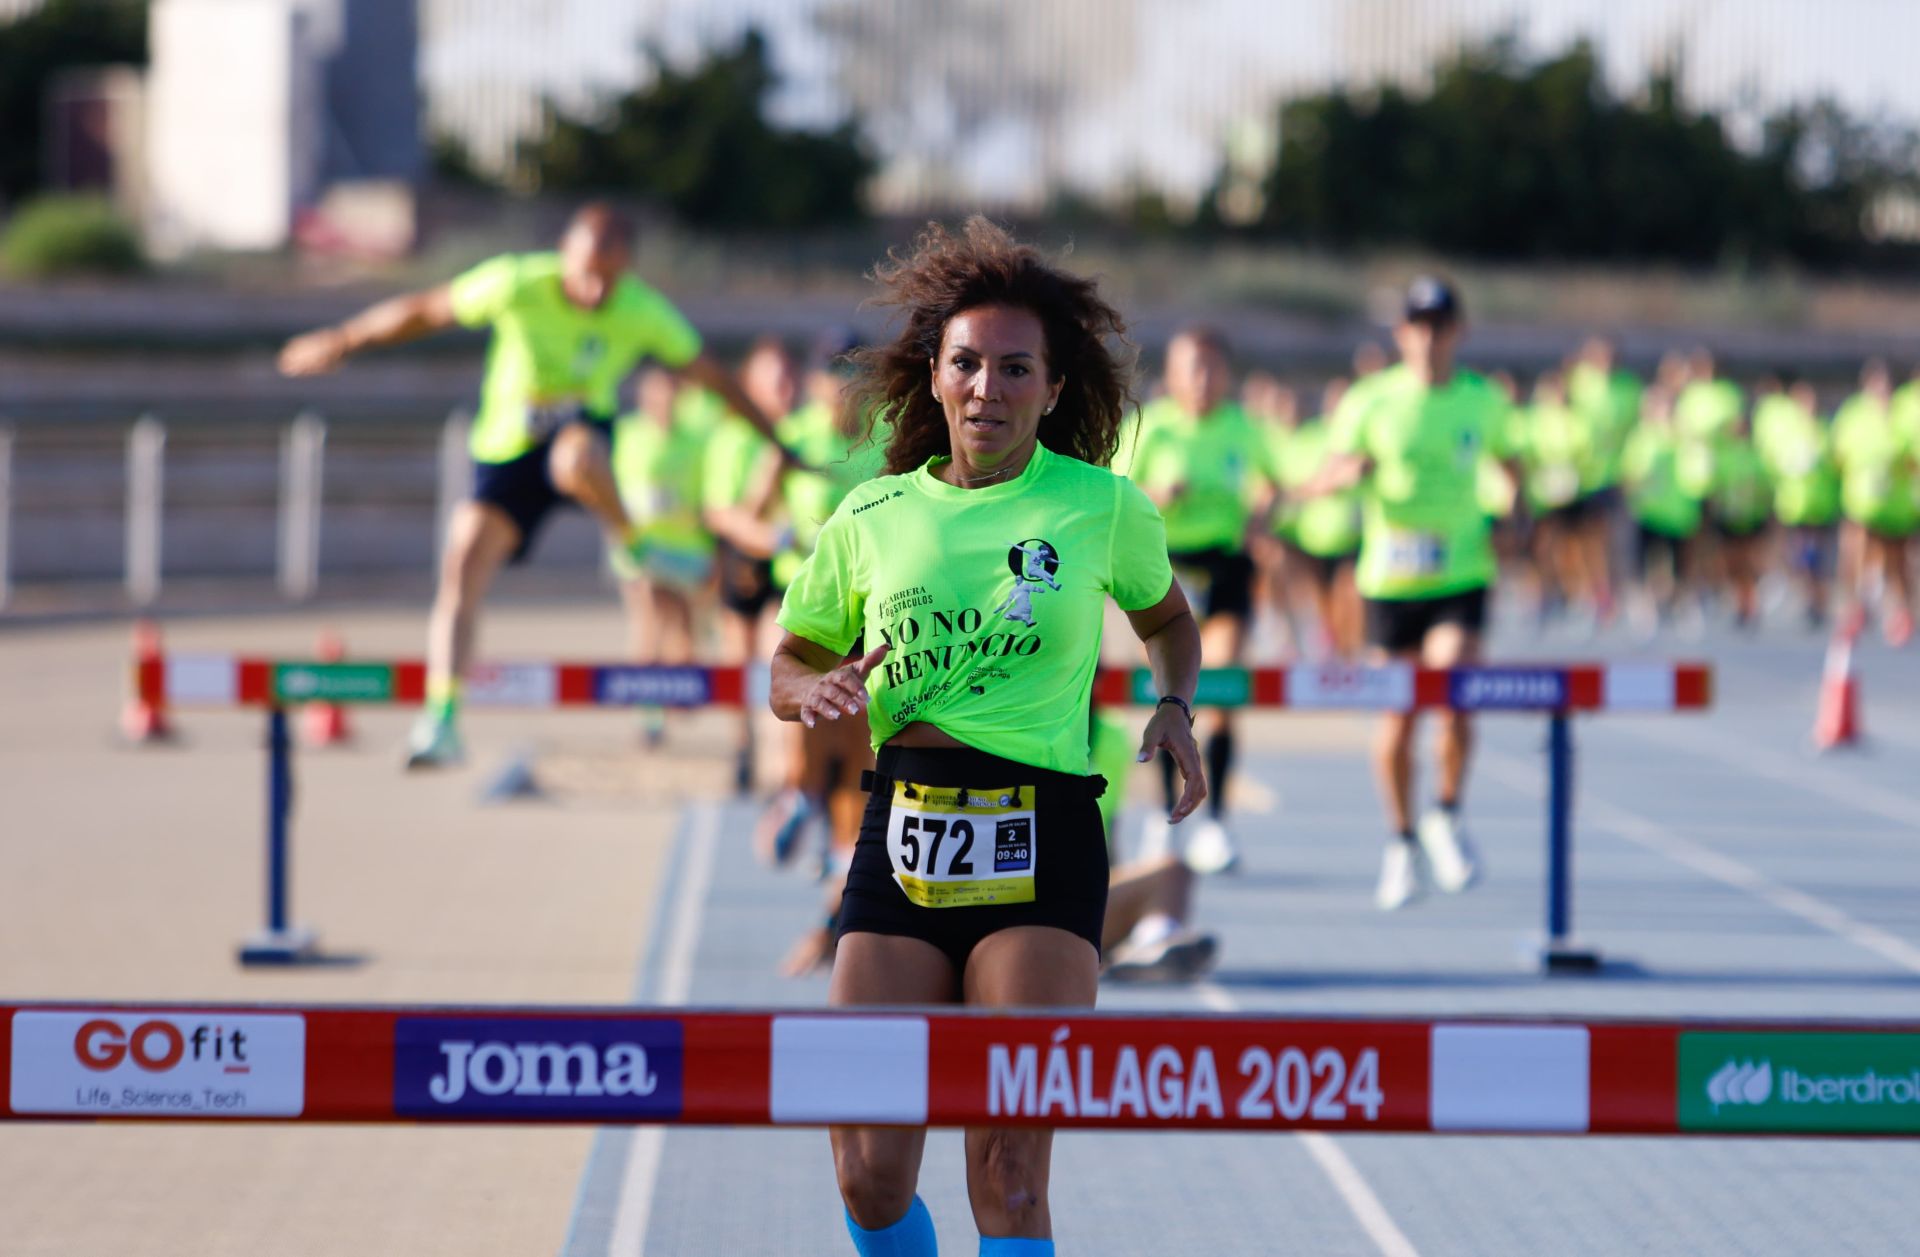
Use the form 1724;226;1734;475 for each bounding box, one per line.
846;1195;937;1257
979;1240;1053;1256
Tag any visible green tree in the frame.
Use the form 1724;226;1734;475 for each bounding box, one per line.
1254;36;1914;266
0;0;147;206
527;28;873;230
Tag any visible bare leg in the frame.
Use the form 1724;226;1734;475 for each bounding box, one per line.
829;933;957;1229
547;424;633;541
962;927;1100;1240
1424;624;1481;808
1101;856;1195;952
427;502;522;694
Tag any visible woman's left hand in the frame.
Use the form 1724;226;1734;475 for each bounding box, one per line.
1137;705;1207;823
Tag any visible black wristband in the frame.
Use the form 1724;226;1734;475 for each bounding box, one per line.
1156;695;1195;727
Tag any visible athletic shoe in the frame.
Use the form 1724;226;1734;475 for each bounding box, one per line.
404;710;464;770
1182;817;1241;875
1417;808;1481;893
1105;928;1219;983
1374;841;1422;911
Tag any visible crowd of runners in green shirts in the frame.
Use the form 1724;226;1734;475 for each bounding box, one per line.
280;206;1920;984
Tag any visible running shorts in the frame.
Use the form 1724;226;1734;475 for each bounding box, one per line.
1634;525;1688;578
839;743;1110;971
472;413;614;562
716;538;777;617
1282;542;1359;593
1363;587;1490;654
1168;547;1255;619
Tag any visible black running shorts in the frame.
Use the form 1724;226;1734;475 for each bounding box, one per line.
1168;547;1255;619
471;414;614;562
1363;586;1490;655
839;744;1110;972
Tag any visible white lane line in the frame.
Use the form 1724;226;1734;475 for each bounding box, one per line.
1479;751;1920;976
609;803;721;1257
1296;1133;1424;1257
1197;982;1423;1257
1624;718;1920;832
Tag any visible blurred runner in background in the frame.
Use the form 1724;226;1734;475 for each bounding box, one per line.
1754;375;1840;629
1833;360;1916;646
1125;327;1277;876
1266;376;1365;659
276;203;785;768
1622;383;1704;636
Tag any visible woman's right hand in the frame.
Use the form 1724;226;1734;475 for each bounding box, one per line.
799;641;890;729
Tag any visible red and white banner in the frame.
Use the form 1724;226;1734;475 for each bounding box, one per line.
13;1003;1902;1137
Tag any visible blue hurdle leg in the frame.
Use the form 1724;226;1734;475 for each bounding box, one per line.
1542;711;1600;974
239;706;320;965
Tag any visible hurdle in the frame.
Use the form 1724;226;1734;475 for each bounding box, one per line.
127;652;1710;972
4;999;1906;1137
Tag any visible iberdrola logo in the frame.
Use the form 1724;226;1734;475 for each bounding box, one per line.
1706;1059;1773;1109
995;539;1061;627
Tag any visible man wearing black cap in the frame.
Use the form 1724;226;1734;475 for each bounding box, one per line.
1307;278;1523;910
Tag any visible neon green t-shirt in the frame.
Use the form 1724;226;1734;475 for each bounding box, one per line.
777;443;1174;775
1566;363;1640;487
1328;365;1516;600
1622;426;1702;538
1753;395;1839;527
448;252;703;464
702;411;777;515
1833;393;1918;534
772;401;888;587
1711;438;1772;532
1126;399;1275;553
612;398;715;558
1516;402;1592;512
1270;419;1362;557
1674;378;1744;446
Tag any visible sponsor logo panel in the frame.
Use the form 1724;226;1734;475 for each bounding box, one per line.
463;663;558;708
272;663;395;704
593;666;712;708
930;1018;1426;1128
1448;668;1568;711
1286;664;1414;711
9;1011;305;1117
1678;1032;1920;1133
393;1017;683;1118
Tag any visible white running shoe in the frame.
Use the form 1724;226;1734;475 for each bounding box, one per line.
1417;808;1481;893
1374;840;1423;911
1182;817;1241;875
1106;928;1220;983
404;711;464;770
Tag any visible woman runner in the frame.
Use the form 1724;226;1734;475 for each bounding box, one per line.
771;218;1205;1256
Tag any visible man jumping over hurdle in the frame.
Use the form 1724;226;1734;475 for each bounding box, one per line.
278;203;787;768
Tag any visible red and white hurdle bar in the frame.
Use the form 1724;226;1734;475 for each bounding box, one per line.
119;649;1711;973
132;655;1712;715
5;1003;1912;1137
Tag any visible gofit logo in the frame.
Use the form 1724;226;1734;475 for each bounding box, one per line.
1449;669;1567;711
9;1010;305;1117
1705;1059;1771;1108
75;1018;249;1074
394;1017;683;1118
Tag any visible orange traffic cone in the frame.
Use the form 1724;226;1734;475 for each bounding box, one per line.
301;628;353;747
1812;633;1862;751
121;619;173;743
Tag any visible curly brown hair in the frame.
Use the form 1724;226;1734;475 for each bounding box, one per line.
851;217;1135;475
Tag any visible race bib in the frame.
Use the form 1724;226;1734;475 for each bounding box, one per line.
526;400;588;442
1382;530;1446;578
886;781;1036;908
1537;465;1580;507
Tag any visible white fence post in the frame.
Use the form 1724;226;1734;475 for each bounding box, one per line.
0;424;12;610
435;408;471;561
278;411;326;601
125;414;165;606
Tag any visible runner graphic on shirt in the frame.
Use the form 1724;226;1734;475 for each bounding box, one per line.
995;539;1061;626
